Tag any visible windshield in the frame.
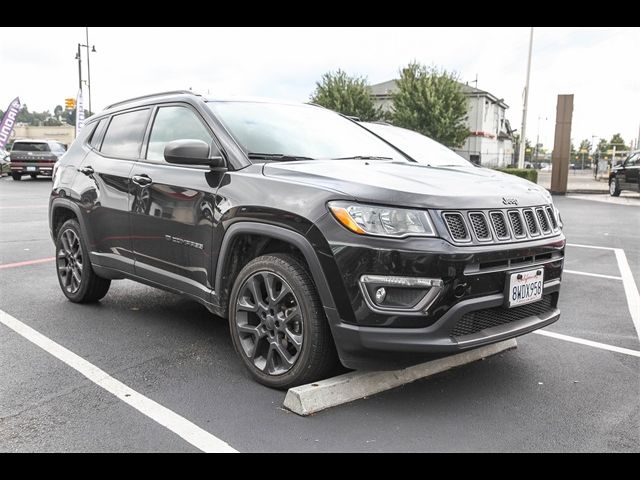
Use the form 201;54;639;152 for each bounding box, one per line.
360;122;472;167
12;142;51;152
207;101;406;162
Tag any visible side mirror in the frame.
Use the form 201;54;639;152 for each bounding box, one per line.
164;139;226;169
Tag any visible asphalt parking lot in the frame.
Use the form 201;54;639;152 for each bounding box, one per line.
1;177;638;452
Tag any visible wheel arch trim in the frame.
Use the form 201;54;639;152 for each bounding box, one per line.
214;222;336;311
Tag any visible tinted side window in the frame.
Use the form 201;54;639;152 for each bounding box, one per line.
146;106;212;162
89;118;109;149
626;154;638;166
101;109;150;159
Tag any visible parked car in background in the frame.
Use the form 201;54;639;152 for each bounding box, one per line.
609;150;640;196
49;92;565;389
0;147;10;176
9;139;67;180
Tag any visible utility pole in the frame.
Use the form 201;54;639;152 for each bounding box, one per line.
518;27;534;169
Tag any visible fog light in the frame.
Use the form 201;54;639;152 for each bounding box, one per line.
375;287;387;303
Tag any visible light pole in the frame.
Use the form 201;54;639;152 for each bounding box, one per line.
518;27;534;169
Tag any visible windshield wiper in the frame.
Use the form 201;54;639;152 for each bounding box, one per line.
331;155;393;161
248;152;315;162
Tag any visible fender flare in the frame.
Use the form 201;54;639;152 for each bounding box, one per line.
214;222;336;311
49;197;90;242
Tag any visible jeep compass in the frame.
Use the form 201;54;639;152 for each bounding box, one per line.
49;91;564;388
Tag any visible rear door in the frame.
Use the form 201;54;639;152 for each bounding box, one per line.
76;108;151;274
130;104;220;301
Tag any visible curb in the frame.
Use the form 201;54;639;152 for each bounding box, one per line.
283;338;518;416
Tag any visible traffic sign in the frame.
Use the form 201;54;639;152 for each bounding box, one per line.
65;98;76;109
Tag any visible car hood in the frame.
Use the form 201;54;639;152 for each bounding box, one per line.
263;160;550;209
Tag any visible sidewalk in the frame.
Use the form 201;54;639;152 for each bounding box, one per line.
537;170;609;193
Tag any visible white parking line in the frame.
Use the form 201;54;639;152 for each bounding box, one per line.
614;249;640;340
566;243;616;251
0;309;237;453
564;269;622;281
534;329;640;358
566;243;640;341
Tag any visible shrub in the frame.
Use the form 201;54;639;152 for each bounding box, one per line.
495;168;538;183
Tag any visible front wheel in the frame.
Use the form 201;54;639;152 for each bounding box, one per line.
55;219;111;303
228;253;338;389
609;177;621;196
11;173;21;181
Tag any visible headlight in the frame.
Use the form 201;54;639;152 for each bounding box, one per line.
328;201;435;238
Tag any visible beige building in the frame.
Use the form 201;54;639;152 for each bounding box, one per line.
369;80;515;168
10;124;75;147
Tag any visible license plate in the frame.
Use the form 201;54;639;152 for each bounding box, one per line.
26;166;36;171
507;268;544;308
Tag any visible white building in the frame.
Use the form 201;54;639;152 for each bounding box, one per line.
369;80;515;168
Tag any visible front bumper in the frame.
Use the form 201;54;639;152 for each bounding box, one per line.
328;281;560;370
312;214;564;370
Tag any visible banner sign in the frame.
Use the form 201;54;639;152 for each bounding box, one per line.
76;89;85;137
0;97;21;149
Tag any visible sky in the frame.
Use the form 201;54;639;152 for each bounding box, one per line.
1;27;638;150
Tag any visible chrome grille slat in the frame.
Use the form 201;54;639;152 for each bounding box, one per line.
468;212;491;241
546;206;558;230
490;211;510;240
523;209;539;236
536;208;551;233
443;212;470;241
508;210;526;238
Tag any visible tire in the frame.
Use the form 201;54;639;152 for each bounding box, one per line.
55;219;111;303
11;173;21;181
30;173;38;179
228;253;338;389
609;177;621;197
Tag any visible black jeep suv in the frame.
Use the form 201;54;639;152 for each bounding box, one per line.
49;91;564;388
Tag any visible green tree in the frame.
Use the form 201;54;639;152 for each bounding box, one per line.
54;105;63;121
609;133;626;149
578;139;592;153
310;69;381;121
391;62;469;147
597;138;608;152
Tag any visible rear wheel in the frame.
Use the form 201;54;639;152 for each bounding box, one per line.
55;219;111;303
228;253;338;389
11;173;21;181
609;177;621;196
30;173;38;179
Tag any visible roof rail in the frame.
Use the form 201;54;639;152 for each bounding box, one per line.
105;90;199;110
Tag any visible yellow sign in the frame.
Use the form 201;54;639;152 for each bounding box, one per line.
65;98;76;109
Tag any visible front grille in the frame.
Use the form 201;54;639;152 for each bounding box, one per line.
451;295;554;338
490;211;509;239
536;208;551;233
441;205;561;245
523;209;539;235
546;206;558;230
469;213;491;240
443;213;470;241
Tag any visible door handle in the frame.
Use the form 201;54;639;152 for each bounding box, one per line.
77;166;94;175
132;174;153;186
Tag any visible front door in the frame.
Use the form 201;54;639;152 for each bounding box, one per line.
621;153;639;189
130;104;220;302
